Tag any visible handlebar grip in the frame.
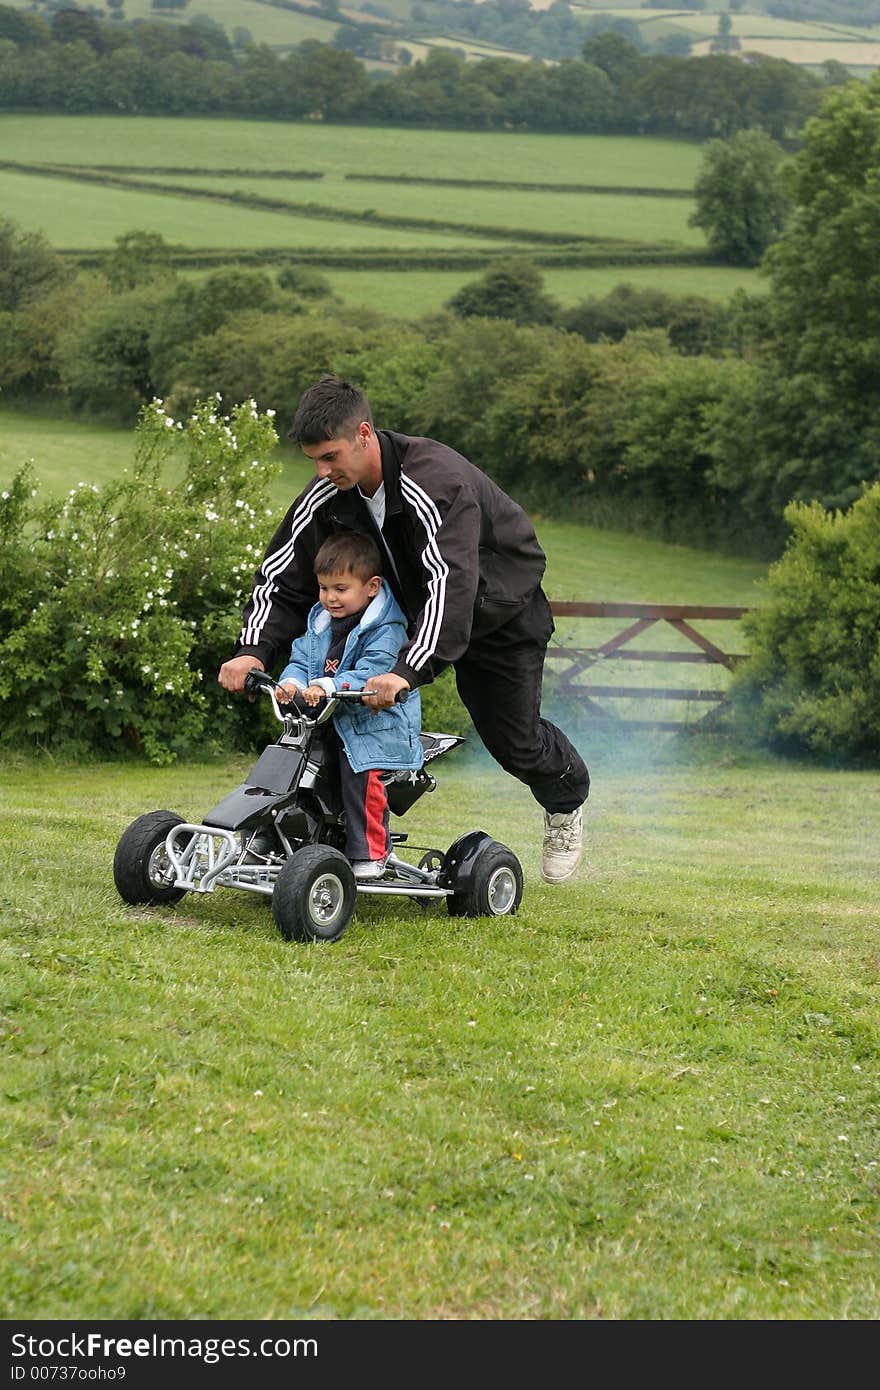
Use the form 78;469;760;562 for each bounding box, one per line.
243;667;273;696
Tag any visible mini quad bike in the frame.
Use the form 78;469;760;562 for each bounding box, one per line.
113;668;523;943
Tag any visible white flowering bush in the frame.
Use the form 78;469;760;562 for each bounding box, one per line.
0;396;281;764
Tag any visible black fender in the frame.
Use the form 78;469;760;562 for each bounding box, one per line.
438;830;495;894
203;744;306;832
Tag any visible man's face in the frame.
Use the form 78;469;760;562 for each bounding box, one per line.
301;429;372;491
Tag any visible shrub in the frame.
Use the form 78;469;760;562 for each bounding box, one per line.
727;482;880;763
418;666;472;739
0;396;282;764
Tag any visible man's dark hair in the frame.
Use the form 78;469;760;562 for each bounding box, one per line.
314;532;382;583
289;374;372;444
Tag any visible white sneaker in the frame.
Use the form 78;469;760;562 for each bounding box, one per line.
352;858;388;881
541;807;583;884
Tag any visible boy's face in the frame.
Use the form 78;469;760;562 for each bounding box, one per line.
316;568;380;619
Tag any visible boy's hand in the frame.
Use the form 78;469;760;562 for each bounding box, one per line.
363;672;410;712
302;684;327;707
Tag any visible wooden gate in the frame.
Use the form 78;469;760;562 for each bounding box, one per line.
545;601;750;731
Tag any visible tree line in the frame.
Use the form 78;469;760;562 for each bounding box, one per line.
0;2;839;139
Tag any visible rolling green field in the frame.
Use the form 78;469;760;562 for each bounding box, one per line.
324;262;762;316
0;168;508;253
138;172;705;245
0;116;704;187
0;115;743;318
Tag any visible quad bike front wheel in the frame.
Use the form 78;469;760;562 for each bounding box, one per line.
272;844;357;943
113;810;189;906
445;835;523;919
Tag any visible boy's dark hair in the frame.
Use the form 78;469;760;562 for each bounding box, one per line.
314;532;383;583
289;374;372;445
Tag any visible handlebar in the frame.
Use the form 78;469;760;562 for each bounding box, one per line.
243;667;408;726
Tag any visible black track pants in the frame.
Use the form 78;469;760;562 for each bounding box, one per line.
340;759;391;862
452;587;590;814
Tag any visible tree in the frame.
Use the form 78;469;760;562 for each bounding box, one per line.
727;483;880;763
446;259;558;326
50;8;104;52
689;128;789;265
276;264;334;300
753;74;880;507
0;4;50;45
560;282;723;355
581;29;642;87
0;216;69;313
103;231;174;291
54;284;167;418
710;13;740;54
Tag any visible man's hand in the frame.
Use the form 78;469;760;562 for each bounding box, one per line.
362;672;410;712
218;655;264;693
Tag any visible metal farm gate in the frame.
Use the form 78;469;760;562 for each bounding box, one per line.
545;601;750;731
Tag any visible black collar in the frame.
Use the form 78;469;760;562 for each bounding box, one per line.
377;430;403;518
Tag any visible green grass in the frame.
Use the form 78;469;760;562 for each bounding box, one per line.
0;169;508;252
0;116;732;320
0;116;704;188
0;408;313;511
2;749;880;1319
138;172;703;245
3;381;876;1320
316;263;764;317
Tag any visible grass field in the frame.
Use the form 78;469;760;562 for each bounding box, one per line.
0;115;726;318
136;172;704;245
4;0;344;48
0;116;704;188
2;746;880;1320
323;262;762;316
0;169;509;253
4;396;879;1323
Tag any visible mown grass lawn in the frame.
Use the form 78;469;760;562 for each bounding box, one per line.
2;743;879;1320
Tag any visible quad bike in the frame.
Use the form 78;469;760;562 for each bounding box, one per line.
113;668;524;943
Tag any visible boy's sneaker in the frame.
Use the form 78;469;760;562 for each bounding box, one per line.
352;858;388;881
541;808;583;884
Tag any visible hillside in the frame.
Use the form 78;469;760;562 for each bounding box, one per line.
3;0;879;70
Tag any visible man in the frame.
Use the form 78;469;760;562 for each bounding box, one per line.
219;374;589;883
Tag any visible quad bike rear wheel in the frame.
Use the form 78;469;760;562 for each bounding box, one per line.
113;810;189;906
272;844;357;943
445;836;523;919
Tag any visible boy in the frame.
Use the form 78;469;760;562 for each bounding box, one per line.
276;532;423;880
